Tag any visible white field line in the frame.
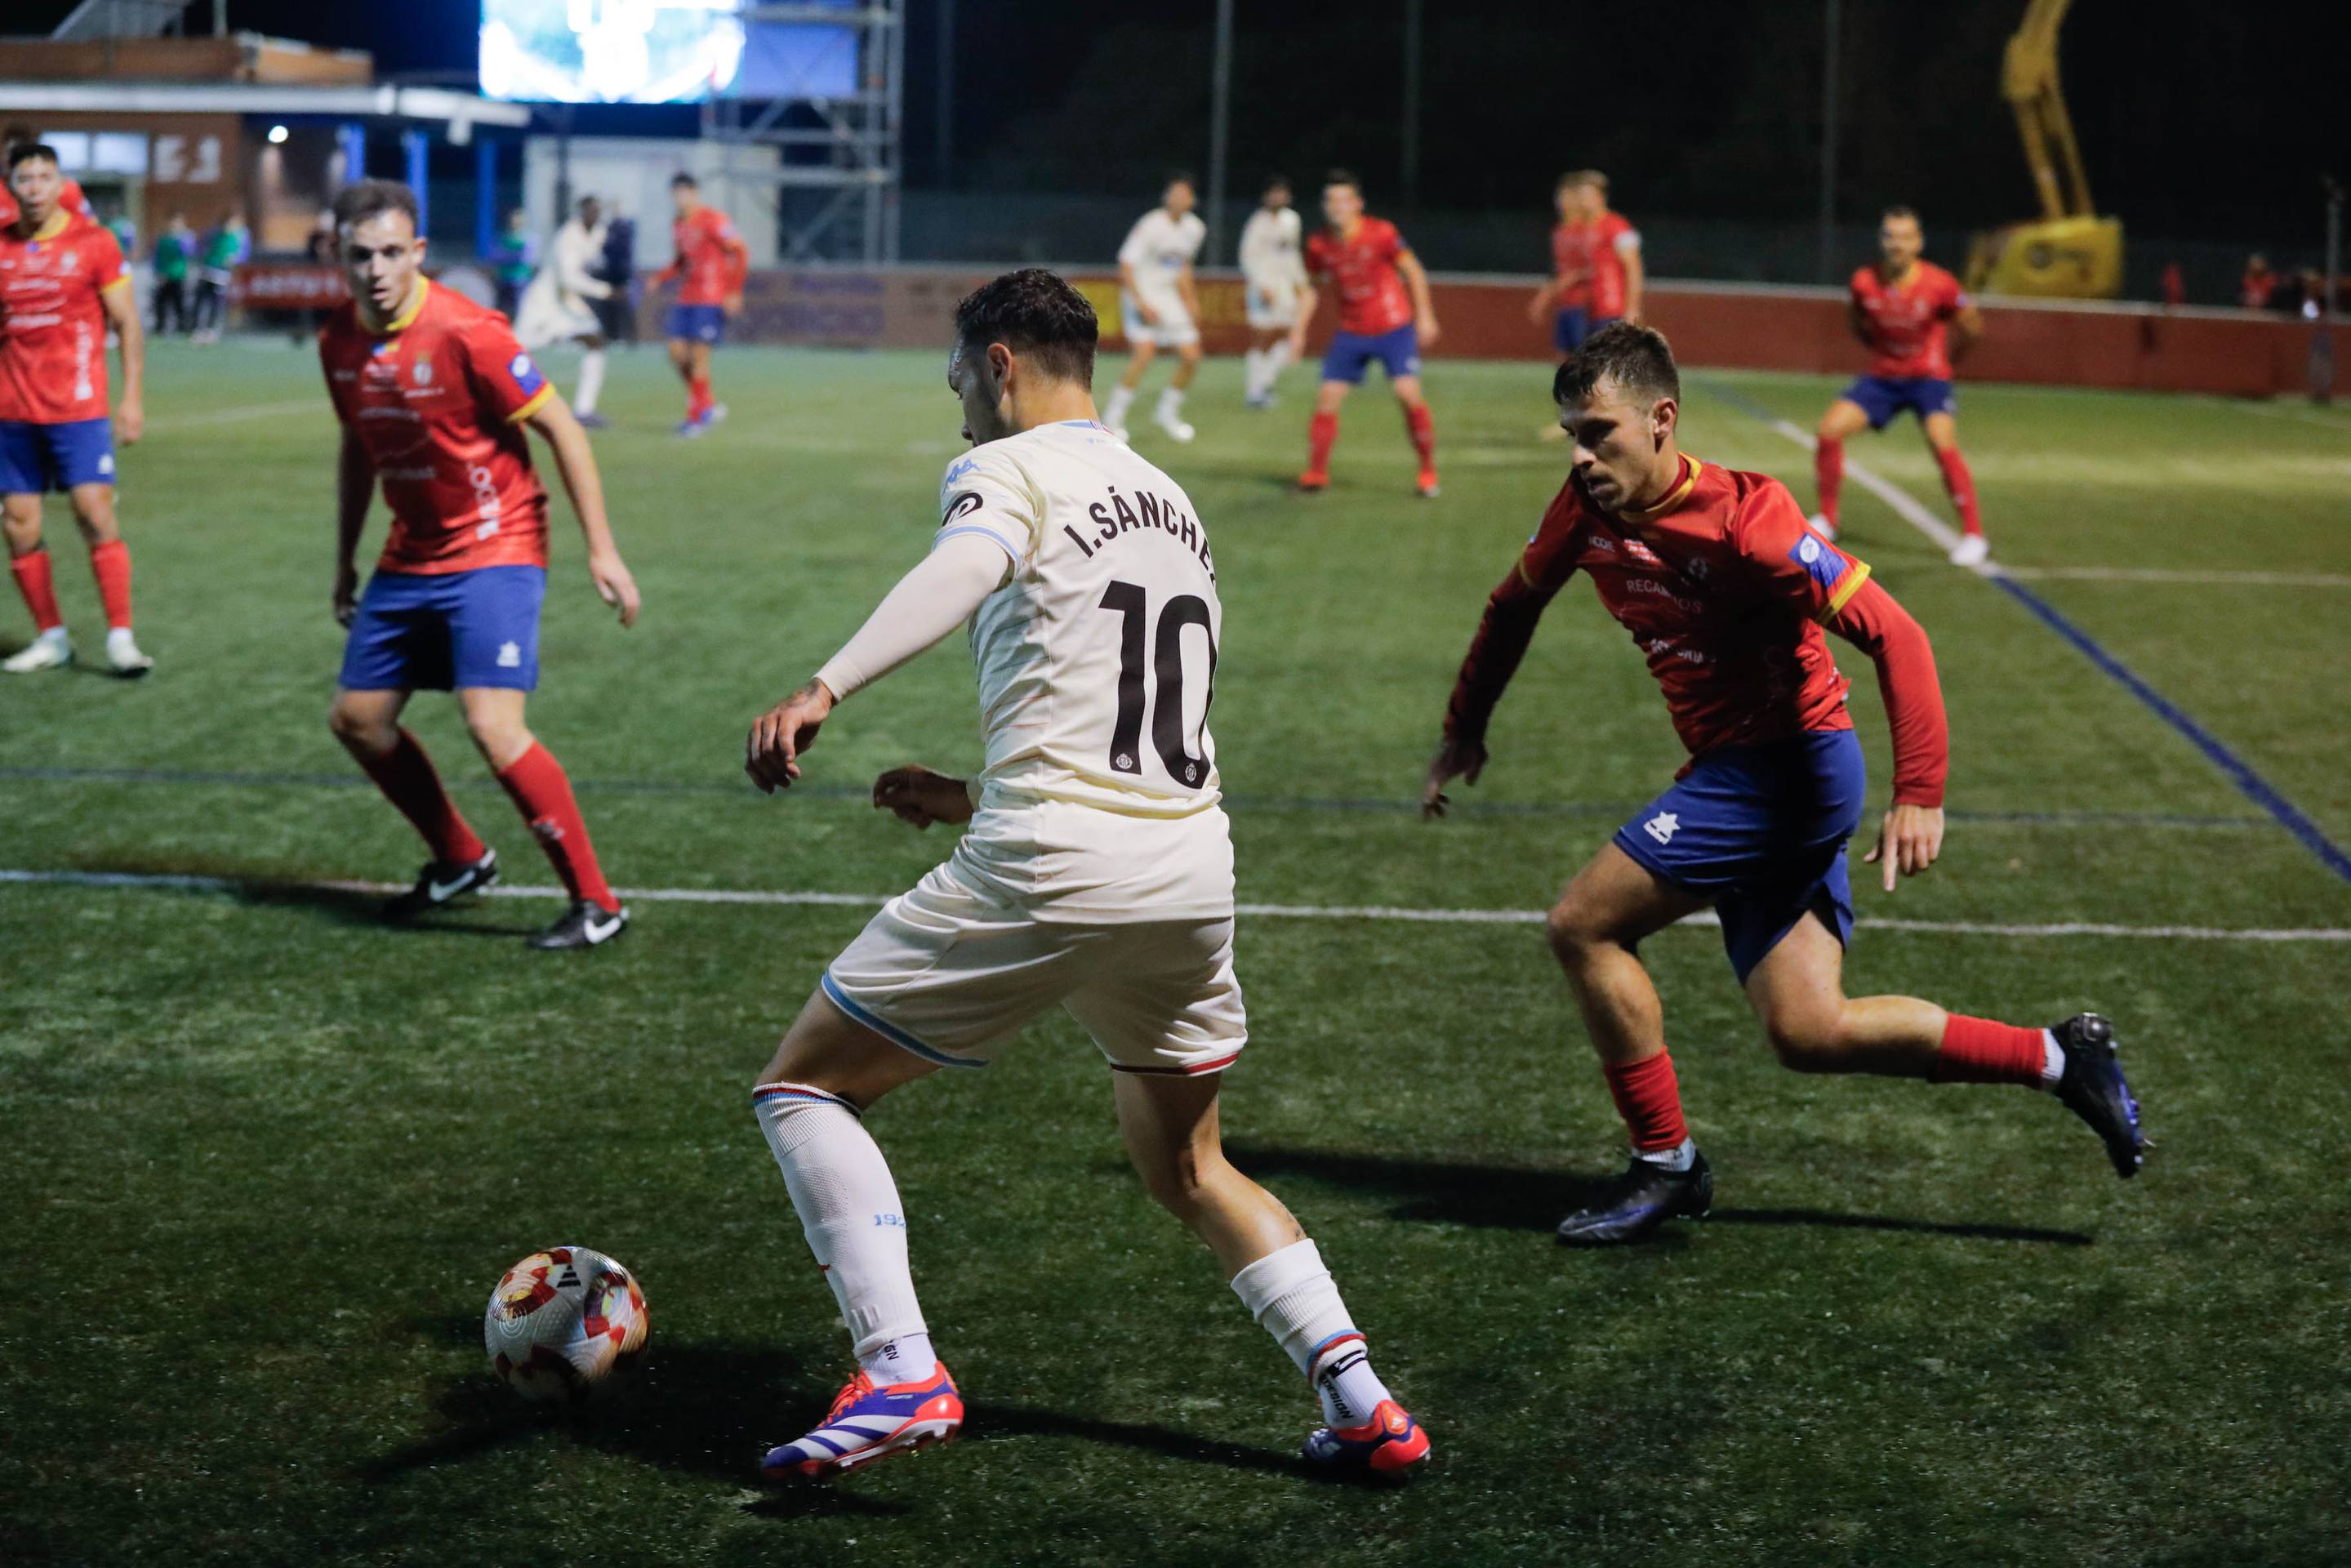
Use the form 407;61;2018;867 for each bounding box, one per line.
2;866;2344;942
2203;396;2351;434
1765;417;1976;564
1993;564;2351;588
145;398;327;431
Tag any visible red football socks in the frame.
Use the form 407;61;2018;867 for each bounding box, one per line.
1932;1014;2047;1086
10;548;62;632
496;741;618;912
360;728;488;866
687;376;713;421
1814;437;1844;528
1404;403;1436;469
1935;445;1983;537
1601;1051;1691;1152
1305;412;1338;479
88;539;133;629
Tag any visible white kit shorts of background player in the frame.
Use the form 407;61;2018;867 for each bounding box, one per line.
1240;205;1307;329
822;419;1246;1078
1116;207;1207;349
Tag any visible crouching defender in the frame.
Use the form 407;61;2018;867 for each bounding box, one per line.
742;269;1429;1481
1424;323;2144;1246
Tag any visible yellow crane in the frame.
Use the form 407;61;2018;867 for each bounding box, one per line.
1967;0;2123;297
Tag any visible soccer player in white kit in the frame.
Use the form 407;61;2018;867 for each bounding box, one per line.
741;269;1430;1484
513;194;614;428
1102;175;1206;444
1239;175;1313;410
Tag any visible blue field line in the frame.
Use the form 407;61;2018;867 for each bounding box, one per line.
0;763;2271;831
1694;374;2351;886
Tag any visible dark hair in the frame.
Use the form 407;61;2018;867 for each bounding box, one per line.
332;178;419;233
1262;172;1290;194
1324;168;1360;193
1165;170;1196;190
1881;204;1919;225
7;142;59;172
953;267;1098;387
670;172;698;190
1553;322;1680;408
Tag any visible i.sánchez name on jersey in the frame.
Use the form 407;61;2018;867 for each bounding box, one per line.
935;419;1222;820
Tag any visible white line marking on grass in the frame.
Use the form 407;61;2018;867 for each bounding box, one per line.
3;866;2344;942
1992;565;2351;588
2203;396;2351;434
145;398;328;430
1766;417;1976;564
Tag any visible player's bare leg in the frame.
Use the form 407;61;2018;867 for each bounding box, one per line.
1115;1071;1429;1480
1392;374;1439;498
329;684;501;918
1299;379;1350;490
1102;339;1157;439
753;991;961;1479
2;492;70;672
1744;913;2143;1173
1151;341;1202;443
457;685;626;948
1921;409;1988;564
60;482;149;674
1809;398;1870;541
1544;844;1718;1245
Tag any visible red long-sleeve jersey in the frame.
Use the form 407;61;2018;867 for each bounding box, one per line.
1445;454;1949;806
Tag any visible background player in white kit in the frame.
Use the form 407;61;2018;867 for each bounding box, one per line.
1102;175;1205;443
741;269;1430;1485
514;194;614;429
1239;175;1314;410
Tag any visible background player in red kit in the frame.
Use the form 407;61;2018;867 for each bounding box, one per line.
0;142;152;676
1285;171;1441;498
320;180;643;951
650;172;749;438
1527;169;1644;355
1424;325;2143;1245
1811;206;1991;565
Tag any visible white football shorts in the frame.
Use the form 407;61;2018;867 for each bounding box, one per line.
1120;292;1200;349
821;858;1247;1076
1245;281;1300;330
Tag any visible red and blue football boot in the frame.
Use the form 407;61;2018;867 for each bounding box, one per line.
760;1363;964;1479
1303;1397;1432;1484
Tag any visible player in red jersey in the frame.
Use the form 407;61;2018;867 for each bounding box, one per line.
1285;171;1442;498
320;180;643;951
0;125;90;233
649;172;749;438
1;143;152;676
1811;206;1991;565
1527;170;1644;354
1424;325;2144;1245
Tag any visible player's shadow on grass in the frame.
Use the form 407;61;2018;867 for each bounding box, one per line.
968;1405;1313;1481
358;1316;906;1519
1231;1145;2094;1245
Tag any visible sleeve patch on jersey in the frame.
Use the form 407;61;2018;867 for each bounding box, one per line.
1787;532;1851;595
1816;560;1872;624
509;351;545;396
506;383;554;423
941;492;983;527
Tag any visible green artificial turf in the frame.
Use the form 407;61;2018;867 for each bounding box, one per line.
4;341;2347;1566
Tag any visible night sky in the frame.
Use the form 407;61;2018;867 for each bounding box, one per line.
15;0;2349;248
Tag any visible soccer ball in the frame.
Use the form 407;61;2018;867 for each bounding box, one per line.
483;1245;649;1402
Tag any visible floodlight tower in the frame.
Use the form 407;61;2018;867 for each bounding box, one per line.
701;2;905;265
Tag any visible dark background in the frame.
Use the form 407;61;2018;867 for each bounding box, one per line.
15;1;2350;252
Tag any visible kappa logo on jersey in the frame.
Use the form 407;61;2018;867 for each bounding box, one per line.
1644;810;1680;844
942;454;978;488
1788;533;1850;593
508;351;545;396
941;492;984;525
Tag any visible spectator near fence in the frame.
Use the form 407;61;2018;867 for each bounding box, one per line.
150;212;191;336
2241;253;2277;310
190;207;247;344
490;207;535;322
596;209;637;345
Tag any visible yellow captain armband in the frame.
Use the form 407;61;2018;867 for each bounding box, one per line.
1815;559;1872;625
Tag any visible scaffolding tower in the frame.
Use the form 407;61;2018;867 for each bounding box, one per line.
701;2;903;265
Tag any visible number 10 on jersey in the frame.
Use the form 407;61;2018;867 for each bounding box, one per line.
1098;580;1216;790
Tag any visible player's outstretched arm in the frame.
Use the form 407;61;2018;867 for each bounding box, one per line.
1949;301;1985;363
523;394;639;627
333;428;375;626
100;278;145;444
1823;577;1951;891
1399;251;1440;345
1422;564;1559;818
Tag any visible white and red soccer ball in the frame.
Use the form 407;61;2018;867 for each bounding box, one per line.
483;1245;649;1402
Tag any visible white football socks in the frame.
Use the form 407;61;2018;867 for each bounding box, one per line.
753;1082;936;1382
2041;1030;2068;1089
1229;1238;1394;1428
575;347;607;416
1103;383;1136;427
1243;345;1267;399
1156;386;1186;416
1261;336;1292;392
1633;1135;1699;1171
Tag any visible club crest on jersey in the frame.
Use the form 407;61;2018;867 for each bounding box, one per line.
412;359;433;385
1787;533;1849;592
508;351;545;396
